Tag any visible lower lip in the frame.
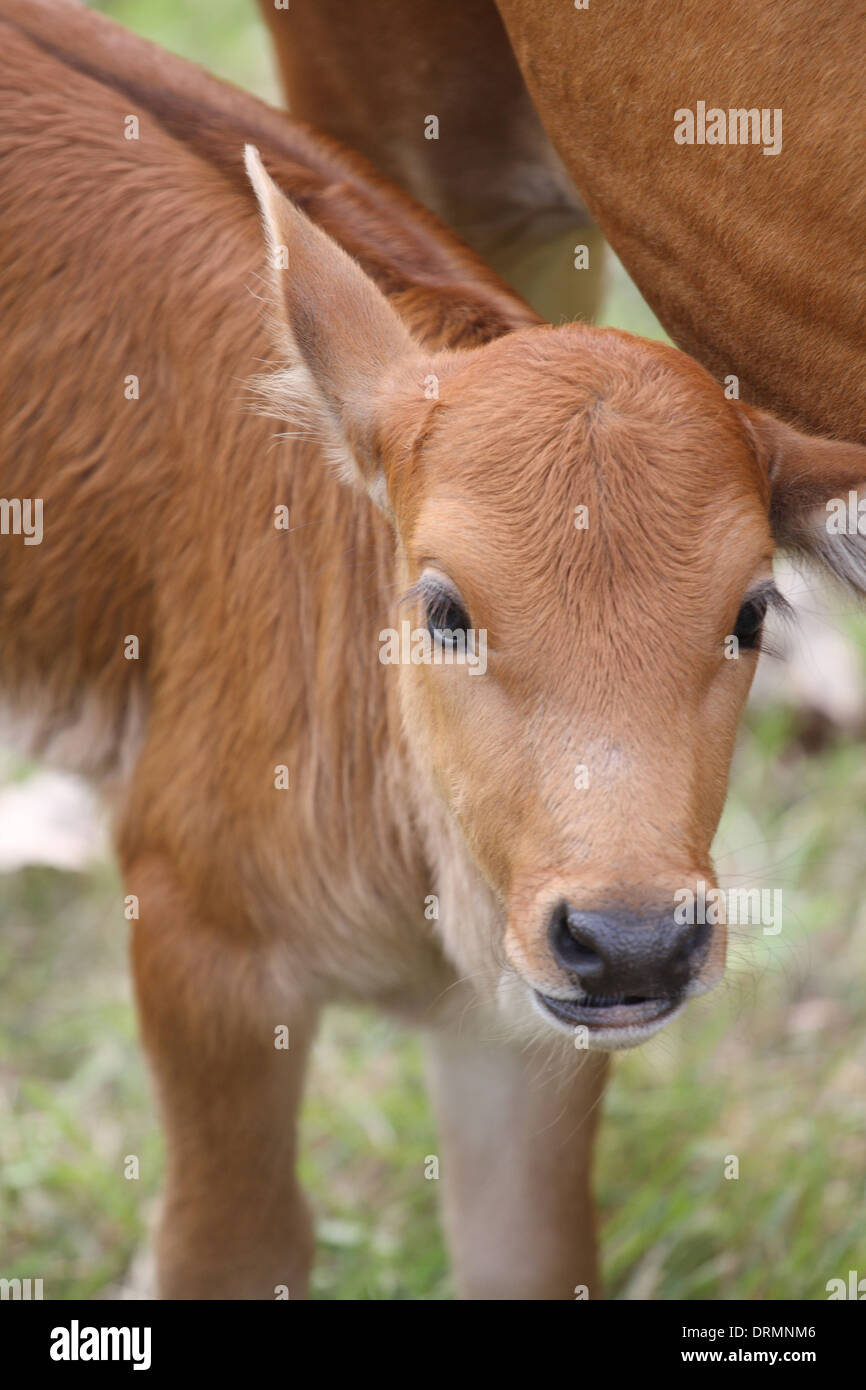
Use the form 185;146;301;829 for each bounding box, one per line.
532;991;682;1045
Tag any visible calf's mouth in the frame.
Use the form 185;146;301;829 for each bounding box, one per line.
532;989;685;1047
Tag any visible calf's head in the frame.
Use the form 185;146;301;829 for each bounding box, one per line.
247;149;866;1048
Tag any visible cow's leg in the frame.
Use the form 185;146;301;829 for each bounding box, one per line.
256;0;604;325
425;1029;608;1299
128;856;318;1299
492;221;608;327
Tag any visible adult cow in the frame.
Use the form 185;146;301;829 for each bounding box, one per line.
259;0;865;442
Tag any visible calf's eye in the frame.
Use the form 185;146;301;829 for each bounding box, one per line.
426;593;470;646
733;595;768;649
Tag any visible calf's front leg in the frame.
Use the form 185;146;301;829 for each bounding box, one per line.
128;857;318;1299
425;1028;608;1299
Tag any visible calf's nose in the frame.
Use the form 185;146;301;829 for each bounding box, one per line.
548;901;712;998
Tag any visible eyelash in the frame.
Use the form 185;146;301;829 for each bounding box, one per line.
731;586;792;656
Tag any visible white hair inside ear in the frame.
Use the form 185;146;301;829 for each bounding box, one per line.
243;144;423;516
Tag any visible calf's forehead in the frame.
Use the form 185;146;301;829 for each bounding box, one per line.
406;342;773;616
413;328;767;500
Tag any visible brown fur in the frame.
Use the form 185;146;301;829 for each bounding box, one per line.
3;0;866;1299
260;0;865;440
256;0;605;325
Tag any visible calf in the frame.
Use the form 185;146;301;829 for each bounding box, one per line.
2;0;866;1299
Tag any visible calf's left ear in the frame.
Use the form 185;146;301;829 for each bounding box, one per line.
740;404;866;594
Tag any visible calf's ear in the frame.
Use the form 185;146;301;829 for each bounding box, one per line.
244;145;427;513
740;404;866;594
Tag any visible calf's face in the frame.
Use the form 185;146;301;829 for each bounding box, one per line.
392;334;776;1046
247;149;866;1048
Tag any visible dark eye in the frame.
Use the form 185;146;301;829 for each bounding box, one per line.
733;595;768;650
426;591;470;646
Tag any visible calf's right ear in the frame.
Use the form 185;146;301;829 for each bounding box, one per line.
741;404;866;595
244;145;428;514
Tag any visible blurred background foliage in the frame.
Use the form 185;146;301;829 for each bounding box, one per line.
1;0;864;1301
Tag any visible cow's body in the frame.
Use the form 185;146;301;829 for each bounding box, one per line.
260;0;866;440
257;0;605;326
495;0;866;440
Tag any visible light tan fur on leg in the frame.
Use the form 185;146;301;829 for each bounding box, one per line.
425;1030;608;1299
129;857;318;1300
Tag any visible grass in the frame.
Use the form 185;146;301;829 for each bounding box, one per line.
1;0;864;1302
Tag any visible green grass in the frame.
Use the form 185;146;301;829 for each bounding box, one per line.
1;0;864;1302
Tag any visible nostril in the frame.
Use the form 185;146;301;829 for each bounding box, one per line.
547;903;714;996
548;902;606;978
666;919;713;989
686;919;713;967
672;918;712;963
